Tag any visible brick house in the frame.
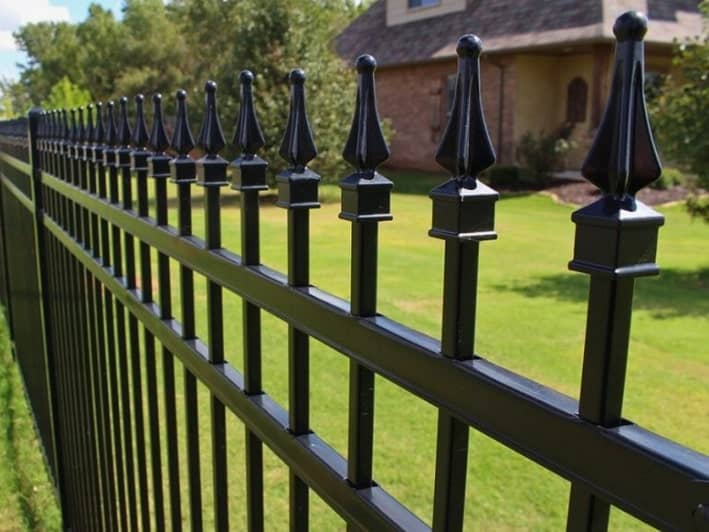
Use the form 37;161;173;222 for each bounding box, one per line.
336;0;702;172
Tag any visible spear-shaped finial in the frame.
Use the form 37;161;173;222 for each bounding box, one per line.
105;101;118;147
93;103;104;145
171;90;195;156
197;80;226;156
117;96;132;148
148;94;169;154
170;89;197;184
581;11;661;201
69;108;78;144
49;110;55;140
61;109;70;141
196;81;229;186
279;69;317;172
132;94;149;150
77;107;86;144
435;35;495;189
233;70;265;158
148;93;171;179
342;55;388;177
86;104;95;144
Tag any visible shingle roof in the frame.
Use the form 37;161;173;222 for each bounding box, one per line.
336;0;702;67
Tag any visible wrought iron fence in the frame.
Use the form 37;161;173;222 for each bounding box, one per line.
0;10;706;531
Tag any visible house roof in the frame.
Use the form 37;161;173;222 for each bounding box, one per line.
336;0;703;67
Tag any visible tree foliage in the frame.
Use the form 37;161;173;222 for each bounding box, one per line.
41;77;92;111
651;0;709;221
3;0;368;181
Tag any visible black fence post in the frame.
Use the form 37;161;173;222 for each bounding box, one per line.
27;107;69;529
277;68;320;531
169;88;204;532
429;35;498;532
565;12;665;532
229;70;268;532
195;80;231;532
149;92;183;530
339;55;393;502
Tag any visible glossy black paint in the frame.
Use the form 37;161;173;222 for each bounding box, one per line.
0;13;706;532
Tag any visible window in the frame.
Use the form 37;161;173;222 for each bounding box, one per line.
409;0;440;8
566;77;588;123
446;74;457;117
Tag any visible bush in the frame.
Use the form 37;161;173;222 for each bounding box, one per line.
484;165;523;188
516;130;573;185
650;167;687;190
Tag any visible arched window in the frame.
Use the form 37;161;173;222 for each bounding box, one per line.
566;77;588;123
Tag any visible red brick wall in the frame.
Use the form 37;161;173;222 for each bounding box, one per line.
375;56;516;173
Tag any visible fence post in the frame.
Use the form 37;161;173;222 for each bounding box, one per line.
339;55;393;507
27;107;69;529
169;89;204;532
148;92;184;530
565;11;665;532
429;35;498;532
276;68;320;531
195;80;231;532
230;71;268;532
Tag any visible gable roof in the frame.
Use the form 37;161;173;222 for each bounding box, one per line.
336;0;703;67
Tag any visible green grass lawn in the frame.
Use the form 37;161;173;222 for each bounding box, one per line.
1;182;707;530
0;315;61;531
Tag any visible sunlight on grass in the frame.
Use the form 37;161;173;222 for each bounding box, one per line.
1;184;707;530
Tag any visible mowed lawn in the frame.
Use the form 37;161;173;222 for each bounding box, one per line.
1;182;707;530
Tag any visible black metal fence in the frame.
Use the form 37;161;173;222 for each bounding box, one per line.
0;11;706;531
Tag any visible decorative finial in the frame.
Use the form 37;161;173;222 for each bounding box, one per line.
233;70;265;158
106;101;118;147
69;108;78;143
117;96;132;147
86;104;95;144
171;89;195;155
342;55;388;177
61;109;69;140
581;11;661;200
77;107;85;144
197;80;226;156
279;69;317;172
93;103;104;144
148;94;170;154
132;94;149;149
435;35;495;189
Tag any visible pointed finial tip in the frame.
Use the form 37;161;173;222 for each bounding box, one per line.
96;101;102;109
107;100;114;109
613;11;648;41
205;80;217;93
457;34;482;57
120;96;127;106
153;93;162;104
240;70;254;84
289;69;306;84
176;89;187;101
356;54;376;73
87;103;93;110
135;94;144;104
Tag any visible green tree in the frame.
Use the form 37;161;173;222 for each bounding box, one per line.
41;76;92;110
651;0;709;221
8;0;365;182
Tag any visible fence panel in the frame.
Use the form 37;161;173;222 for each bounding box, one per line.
0;10;707;532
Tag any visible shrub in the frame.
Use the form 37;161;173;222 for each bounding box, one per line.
650;167;687;190
516;130;574;185
485;165;523;188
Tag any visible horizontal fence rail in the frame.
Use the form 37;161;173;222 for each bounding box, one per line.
0;10;706;532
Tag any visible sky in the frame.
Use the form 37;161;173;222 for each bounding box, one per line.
0;0;121;81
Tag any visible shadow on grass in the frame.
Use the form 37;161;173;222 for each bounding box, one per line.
493;267;709;319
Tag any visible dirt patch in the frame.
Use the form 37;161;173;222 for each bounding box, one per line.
541;181;696;207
